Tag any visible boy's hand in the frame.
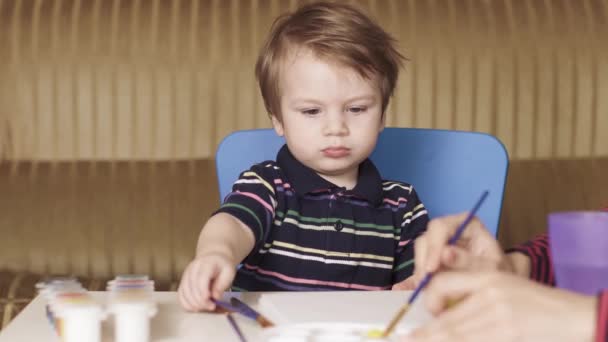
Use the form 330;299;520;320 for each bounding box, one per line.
413;213;515;283
178;252;236;312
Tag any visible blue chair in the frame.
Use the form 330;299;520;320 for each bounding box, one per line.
215;127;509;236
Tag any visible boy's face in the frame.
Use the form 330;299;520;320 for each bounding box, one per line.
272;49;384;187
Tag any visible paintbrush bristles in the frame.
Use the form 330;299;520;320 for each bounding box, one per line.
381;303;409;337
257;316;275;328
230;297;276;328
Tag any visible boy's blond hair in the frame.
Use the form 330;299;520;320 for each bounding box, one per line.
255;1;406;120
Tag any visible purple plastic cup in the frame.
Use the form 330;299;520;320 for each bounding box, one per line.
548;211;608;295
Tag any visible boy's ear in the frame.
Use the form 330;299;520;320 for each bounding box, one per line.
271;114;285;136
379;112;386;132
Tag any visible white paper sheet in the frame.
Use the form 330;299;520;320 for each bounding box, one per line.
257;290;433;339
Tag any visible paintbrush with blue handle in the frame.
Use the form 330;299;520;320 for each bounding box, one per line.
381;190;490;337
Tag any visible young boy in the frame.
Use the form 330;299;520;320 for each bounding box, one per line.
178;1;429;312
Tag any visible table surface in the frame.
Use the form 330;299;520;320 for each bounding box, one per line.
0;290;426;341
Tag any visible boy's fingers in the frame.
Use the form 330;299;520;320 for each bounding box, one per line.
180;265;202;311
178;282;194;311
196;263;216;311
212;266;235;299
178;290;192;311
183;285;200;312
178;258;235;312
182;267;199;309
190;263;207;309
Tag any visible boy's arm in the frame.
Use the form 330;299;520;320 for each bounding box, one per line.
203;165;278;262
178;213;256;311
178;164;277;311
196;212;256;265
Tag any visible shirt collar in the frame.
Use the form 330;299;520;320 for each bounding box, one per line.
276;144;383;206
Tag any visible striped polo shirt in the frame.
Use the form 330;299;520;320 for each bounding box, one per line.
216;145;429;291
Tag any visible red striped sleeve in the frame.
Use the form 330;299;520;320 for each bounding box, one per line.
596;291;608;342
595;207;607;341
506;234;555;285
594;207;608;341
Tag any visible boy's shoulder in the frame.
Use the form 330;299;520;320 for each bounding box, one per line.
379;179;417;199
379;180;426;214
241;160;284;180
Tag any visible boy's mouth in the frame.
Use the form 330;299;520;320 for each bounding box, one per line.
322;147;351;158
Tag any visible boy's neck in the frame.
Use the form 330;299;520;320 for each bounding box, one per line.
317;169;358;190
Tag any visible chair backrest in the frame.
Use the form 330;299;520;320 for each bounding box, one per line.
215;127;509;236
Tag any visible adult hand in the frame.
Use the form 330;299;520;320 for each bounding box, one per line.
413;214;521;281
403;271;595;342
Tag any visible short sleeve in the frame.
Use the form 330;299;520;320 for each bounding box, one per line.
392;186;429;284
214;163;277;247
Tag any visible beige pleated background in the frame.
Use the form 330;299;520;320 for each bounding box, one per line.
1;0;607;161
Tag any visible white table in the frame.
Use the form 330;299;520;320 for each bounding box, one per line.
0;291;428;341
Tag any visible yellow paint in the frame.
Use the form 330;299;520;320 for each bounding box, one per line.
366;329;384;339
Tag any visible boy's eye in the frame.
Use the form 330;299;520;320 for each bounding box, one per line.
301;108;320;116
348;106;367;113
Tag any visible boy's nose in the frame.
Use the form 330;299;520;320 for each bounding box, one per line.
323;113;349;136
